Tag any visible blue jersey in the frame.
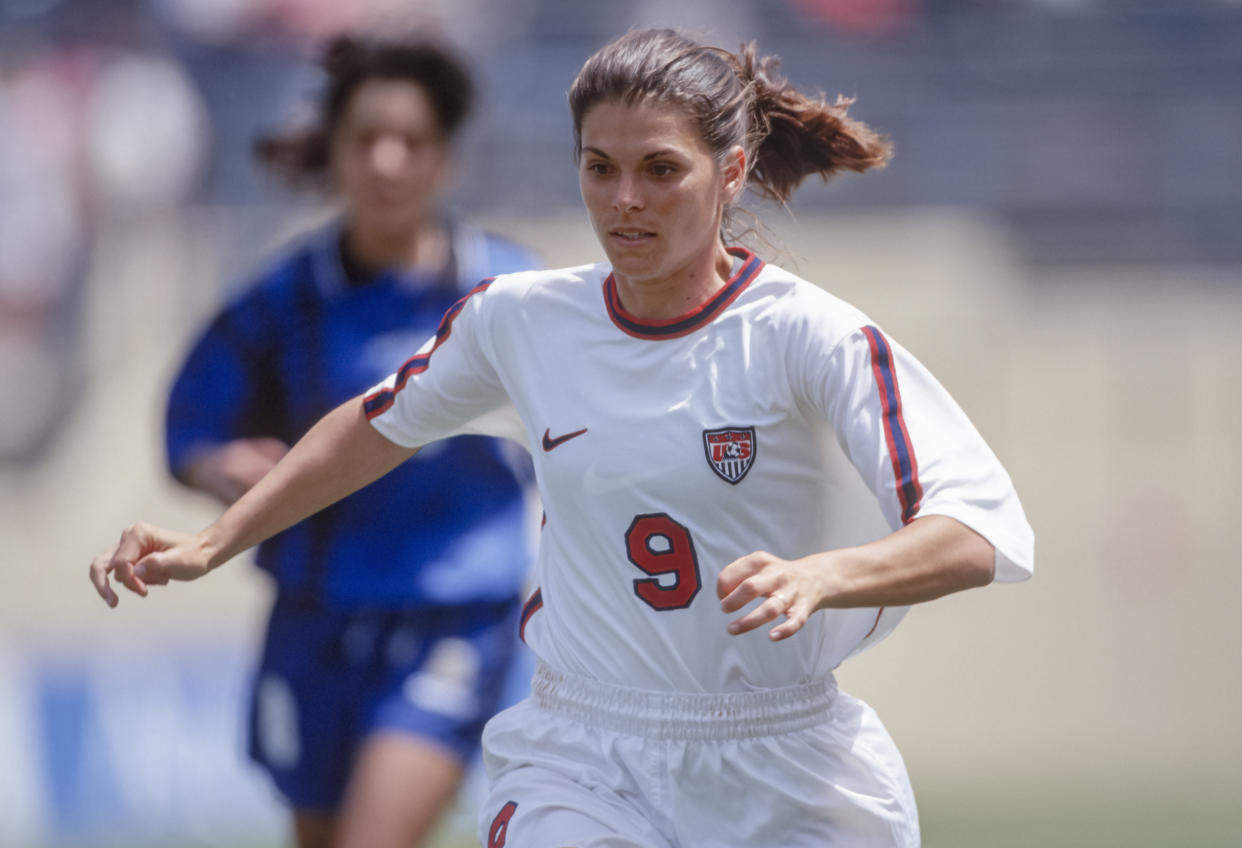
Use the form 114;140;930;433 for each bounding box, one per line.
165;221;540;608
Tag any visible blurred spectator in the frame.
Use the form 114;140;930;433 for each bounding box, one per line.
789;0;919;37
0;51;88;462
85;50;208;217
0;35;207;464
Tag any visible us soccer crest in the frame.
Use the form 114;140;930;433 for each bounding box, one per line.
702;426;756;484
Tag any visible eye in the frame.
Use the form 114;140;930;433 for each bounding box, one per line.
649;162;677;177
404;131;440;153
348;128;377;148
585;161;612;176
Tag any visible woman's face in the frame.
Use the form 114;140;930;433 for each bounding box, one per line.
578;99;742;292
330;78;451;235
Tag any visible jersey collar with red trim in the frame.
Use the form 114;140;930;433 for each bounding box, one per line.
603;247;764;340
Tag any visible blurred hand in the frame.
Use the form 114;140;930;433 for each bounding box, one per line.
183;437;289;505
717;550;833;642
88;522;215;608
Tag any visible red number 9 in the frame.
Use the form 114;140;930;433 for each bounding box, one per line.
625;513;701;610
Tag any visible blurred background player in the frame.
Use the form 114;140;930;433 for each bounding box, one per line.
162;33;539;848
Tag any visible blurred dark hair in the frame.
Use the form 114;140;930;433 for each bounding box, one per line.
255;34;473;184
569;28;891;220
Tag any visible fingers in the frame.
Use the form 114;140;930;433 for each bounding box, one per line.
88;526;153;607
89;525;152;606
716;551;771;604
725;588;810;641
725;591;790;637
88;551;119;608
719;550;788;614
766;597;810;642
109;524;151;598
719;551;817;641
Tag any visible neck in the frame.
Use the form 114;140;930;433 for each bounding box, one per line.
344;217;449;275
613;243;734;322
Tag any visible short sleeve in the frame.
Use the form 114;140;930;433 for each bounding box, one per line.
165;293;286;478
796;320;1034;582
364;278;514;449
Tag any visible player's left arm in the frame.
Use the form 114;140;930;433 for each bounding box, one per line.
721;315;1033;641
718;515;994;641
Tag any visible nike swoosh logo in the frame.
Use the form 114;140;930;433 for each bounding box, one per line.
542;427;588;452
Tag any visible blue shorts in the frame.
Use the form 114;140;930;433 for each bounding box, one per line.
247;594;523;812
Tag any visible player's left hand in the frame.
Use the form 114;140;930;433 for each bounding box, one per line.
717;550;832;641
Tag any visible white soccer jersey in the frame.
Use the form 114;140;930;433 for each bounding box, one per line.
366;247;1033;694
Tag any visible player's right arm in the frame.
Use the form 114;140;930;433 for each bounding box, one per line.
89;395;417;607
179;437;290;505
166;281;294;506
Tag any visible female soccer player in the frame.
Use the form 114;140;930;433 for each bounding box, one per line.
159;35;539;848
93;28;1033;847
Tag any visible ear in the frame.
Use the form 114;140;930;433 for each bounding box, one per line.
719;145;747;204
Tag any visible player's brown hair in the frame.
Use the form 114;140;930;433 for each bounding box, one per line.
255;34;474;184
569;28;891;214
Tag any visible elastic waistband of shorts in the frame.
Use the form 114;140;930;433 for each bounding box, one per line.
531;661;837;741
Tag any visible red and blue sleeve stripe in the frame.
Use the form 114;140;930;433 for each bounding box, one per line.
363;279;495;419
519;587;543;644
862;325;923;525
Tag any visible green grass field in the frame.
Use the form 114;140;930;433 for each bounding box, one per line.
77;780;1242;848
413;781;1242;848
916;786;1241;847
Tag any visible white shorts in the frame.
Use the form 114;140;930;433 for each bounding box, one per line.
477;662;919;848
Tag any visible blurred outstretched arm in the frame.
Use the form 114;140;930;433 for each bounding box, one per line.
89;396;417;606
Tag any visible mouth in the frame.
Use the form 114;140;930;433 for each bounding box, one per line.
364;191;409;208
610;229;656;242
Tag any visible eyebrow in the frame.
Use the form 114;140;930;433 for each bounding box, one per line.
582;146;680;161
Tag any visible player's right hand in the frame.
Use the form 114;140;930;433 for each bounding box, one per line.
88;522;214;608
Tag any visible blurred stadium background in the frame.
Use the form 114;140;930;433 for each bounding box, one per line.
2;0;1240;846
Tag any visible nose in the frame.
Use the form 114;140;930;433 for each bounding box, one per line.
613;173;643;212
370;134;407;176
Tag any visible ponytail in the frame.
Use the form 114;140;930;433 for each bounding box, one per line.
730;43;892;204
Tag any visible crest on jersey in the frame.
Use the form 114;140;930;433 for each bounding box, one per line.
702;426;756;485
